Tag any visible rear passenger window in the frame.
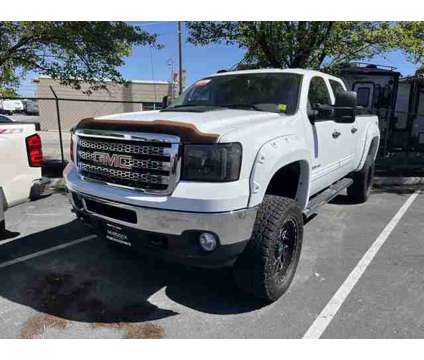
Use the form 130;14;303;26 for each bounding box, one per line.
308;77;331;106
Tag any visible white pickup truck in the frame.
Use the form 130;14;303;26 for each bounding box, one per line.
0;115;49;237
64;69;380;302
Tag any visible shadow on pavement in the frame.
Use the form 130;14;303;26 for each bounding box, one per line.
0;220;266;327
329;184;422;205
329;194;358;205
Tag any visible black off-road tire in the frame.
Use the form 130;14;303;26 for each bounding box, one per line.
233;195;303;302
346;161;375;203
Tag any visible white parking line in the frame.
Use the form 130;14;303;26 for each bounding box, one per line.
303;190;420;339
0;235;97;269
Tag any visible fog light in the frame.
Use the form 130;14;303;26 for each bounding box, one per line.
199;232;218;252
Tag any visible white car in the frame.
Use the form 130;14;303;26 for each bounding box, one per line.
64;69;380;301
0;99;24;114
0;117;49;237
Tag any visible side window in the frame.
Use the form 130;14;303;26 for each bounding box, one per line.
329;80;345;100
308;77;332;106
356;87;371;107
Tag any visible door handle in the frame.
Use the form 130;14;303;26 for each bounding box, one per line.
332;131;341;139
351;127;358;134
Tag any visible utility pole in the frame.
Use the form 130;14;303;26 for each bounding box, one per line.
49;86;65;171
177;21;183;95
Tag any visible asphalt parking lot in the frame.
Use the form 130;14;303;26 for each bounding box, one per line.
0;187;422;338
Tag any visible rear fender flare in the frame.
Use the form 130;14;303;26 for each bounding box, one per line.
357;121;380;170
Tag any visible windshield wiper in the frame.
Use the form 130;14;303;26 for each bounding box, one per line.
166;104;204;109
223;104;257;109
224;103;285;113
169;103;237;109
161;104;225;112
162;104;224;110
168;103;258;110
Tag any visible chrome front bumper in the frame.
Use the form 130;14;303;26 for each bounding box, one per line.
69;191;258;246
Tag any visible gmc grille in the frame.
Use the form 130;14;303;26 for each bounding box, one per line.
76;135;180;193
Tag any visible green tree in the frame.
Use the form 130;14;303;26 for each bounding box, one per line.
396;22;424;65
187;21;423;72
0;22;159;95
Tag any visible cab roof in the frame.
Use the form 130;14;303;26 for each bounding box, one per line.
206;68;342;82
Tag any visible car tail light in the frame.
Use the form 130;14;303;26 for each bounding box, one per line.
26;134;43;167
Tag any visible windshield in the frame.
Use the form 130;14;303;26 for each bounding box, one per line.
166;73;302;114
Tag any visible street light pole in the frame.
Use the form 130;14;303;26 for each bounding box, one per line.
177;21;183;95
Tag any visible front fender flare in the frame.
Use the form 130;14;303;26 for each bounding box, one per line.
248;135;311;210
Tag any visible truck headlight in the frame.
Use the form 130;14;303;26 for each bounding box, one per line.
181;143;242;182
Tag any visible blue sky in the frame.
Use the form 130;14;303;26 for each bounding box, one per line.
17;21;420;97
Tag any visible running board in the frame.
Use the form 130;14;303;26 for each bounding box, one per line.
304;178;353;218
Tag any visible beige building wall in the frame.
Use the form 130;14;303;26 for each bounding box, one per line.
35;77;171;131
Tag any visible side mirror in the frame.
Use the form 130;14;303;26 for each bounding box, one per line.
162;95;169;109
334;91;357;123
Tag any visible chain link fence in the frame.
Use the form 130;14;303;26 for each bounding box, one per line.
0;95;163;175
